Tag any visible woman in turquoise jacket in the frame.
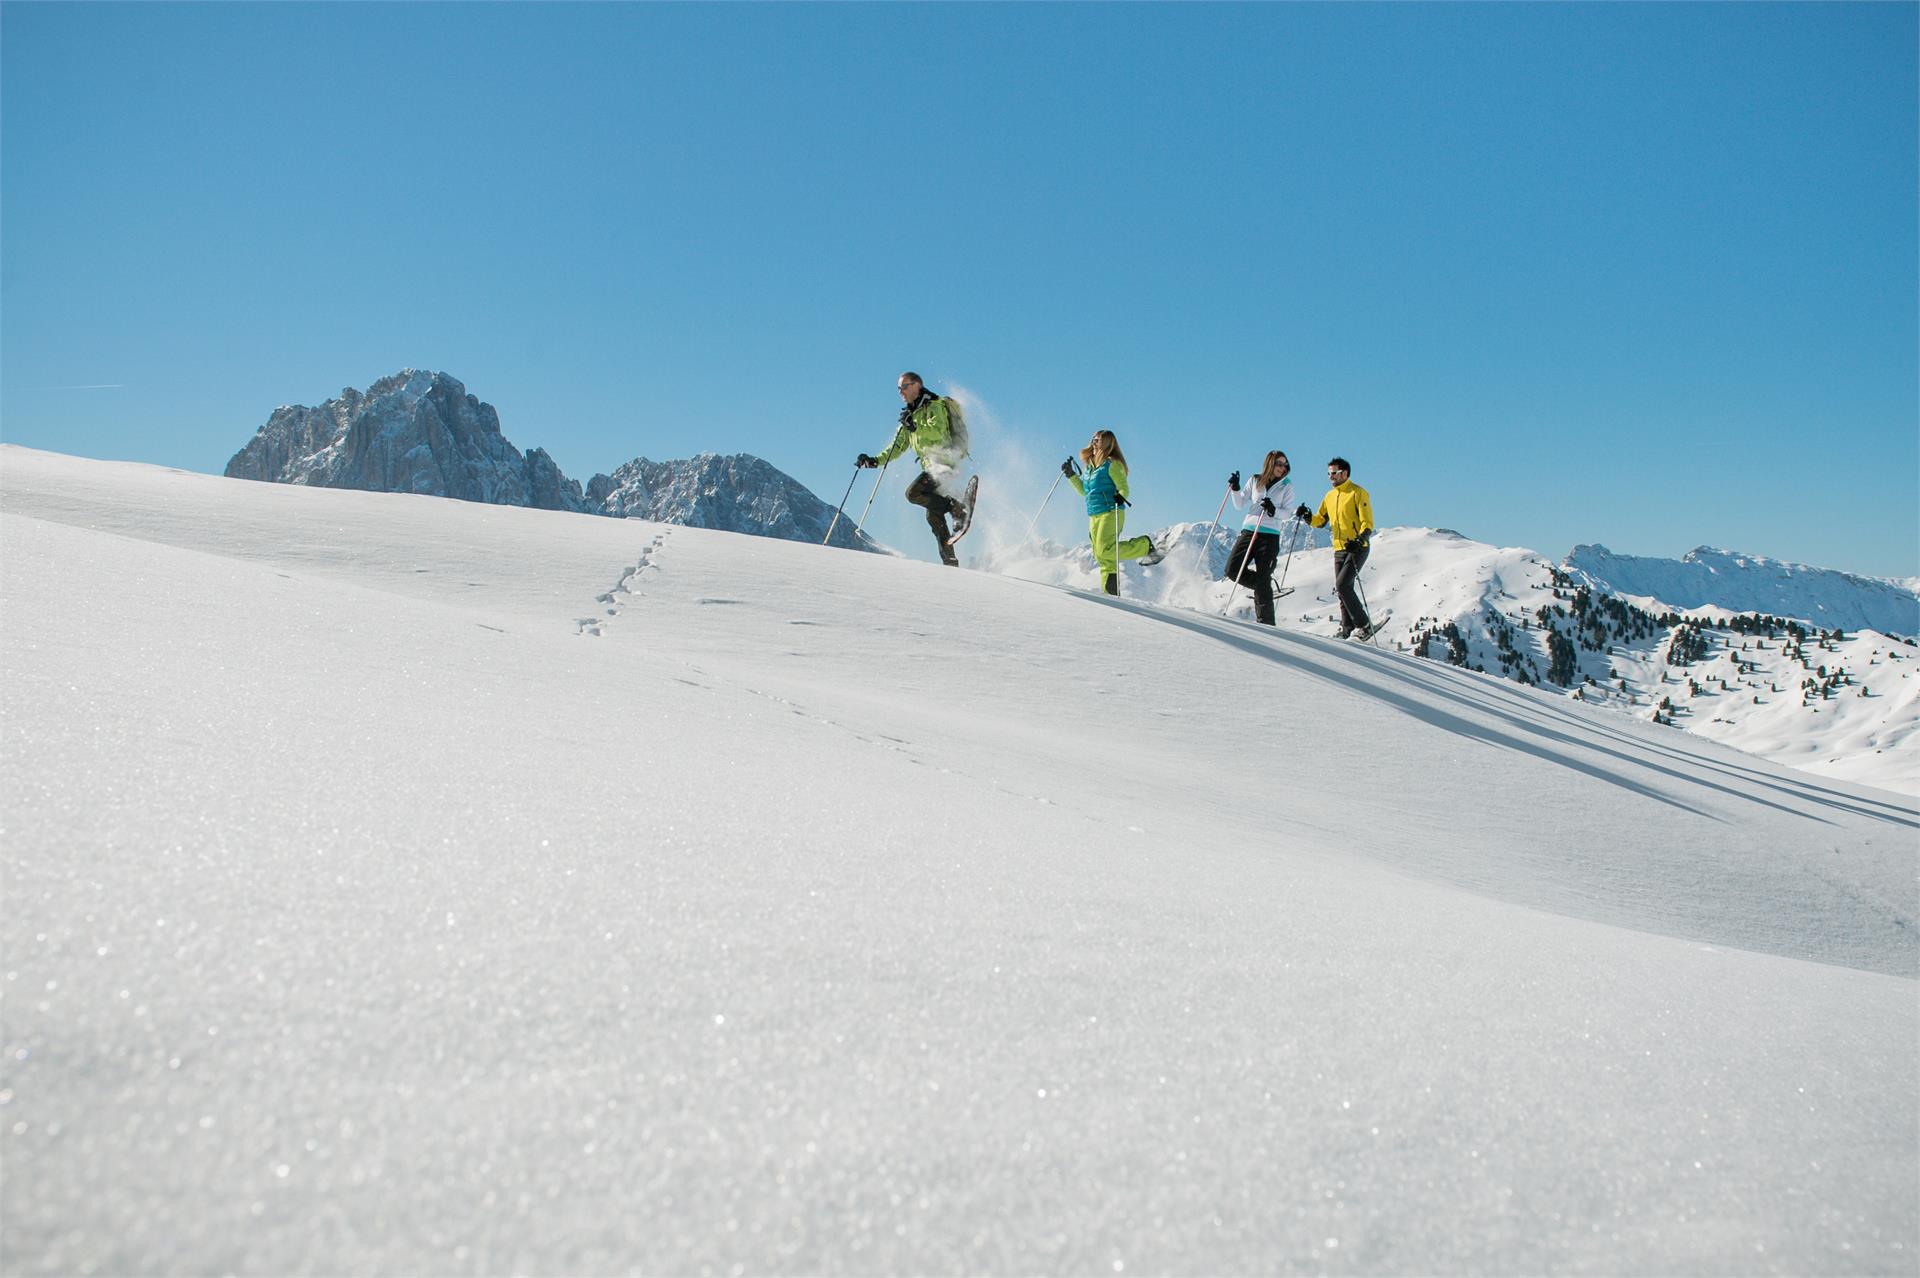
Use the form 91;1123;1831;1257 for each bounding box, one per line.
1065;430;1164;596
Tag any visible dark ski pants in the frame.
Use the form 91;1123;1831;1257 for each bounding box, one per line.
1226;530;1282;625
1333;542;1371;633
905;471;962;566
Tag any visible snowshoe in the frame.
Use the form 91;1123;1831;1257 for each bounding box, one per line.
945;476;981;546
1354;610;1394;643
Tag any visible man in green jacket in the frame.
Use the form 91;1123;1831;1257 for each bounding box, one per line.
857;372;973;567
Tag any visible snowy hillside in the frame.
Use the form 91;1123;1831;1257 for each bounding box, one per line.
3;446;1915;1275
974;522;1919;796
1567;543;1920;636
217;372;1914;791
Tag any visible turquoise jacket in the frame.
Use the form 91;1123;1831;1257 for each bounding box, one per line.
1069;458;1130;516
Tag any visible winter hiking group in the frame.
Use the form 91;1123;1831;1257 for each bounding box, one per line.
825;371;1389;642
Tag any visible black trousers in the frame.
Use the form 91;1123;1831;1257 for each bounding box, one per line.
905;471;962;565
1333;542;1371;632
1225;530;1282;625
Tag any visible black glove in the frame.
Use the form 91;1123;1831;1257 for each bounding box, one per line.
1062;457;1081;477
1113;492;1129;509
856;453;879;469
1351;531;1371;550
1259;497;1276;517
1227;470;1241;492
1294;504;1312;521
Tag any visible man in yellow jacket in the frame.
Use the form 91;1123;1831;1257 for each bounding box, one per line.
1296;456;1375;638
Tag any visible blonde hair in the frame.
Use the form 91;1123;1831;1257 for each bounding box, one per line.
1079;429;1128;469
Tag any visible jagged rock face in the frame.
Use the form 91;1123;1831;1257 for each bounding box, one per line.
224;369;881;551
523;447;587;515
224;370;588;514
593;453;881;552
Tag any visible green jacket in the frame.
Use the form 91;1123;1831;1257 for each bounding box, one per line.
873;394;965;470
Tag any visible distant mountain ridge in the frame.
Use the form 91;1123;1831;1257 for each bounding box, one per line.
225;370;588;513
588;453;877;548
1566;544;1918;637
224;370;881;553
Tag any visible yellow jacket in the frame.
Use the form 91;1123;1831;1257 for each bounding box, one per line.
1309;480;1374;550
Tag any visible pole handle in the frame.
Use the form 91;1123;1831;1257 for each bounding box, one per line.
854;458;891;534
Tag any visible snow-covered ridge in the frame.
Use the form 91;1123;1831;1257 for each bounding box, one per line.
973;524;1918;794
1566;543;1919;636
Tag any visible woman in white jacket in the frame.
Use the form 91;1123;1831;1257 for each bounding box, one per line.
1223;450;1300;626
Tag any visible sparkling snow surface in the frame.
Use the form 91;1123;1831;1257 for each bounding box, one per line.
3;447;1916;1276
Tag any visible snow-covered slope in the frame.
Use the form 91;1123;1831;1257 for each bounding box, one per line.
3;446;1915;1275
1566;544;1920;636
975;522;1919;795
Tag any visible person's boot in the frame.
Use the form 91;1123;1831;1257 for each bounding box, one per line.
939;542;959;567
1138;534;1167;566
1103;572;1119;596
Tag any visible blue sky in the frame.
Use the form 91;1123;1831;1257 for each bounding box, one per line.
4;2;1915;576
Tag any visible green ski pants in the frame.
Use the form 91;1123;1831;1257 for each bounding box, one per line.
1089;509;1154;574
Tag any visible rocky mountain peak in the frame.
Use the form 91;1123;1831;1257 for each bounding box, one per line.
223;370;883;553
590;452;882;552
225;370;587;514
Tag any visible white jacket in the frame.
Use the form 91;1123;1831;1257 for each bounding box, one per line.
1229;475;1298;537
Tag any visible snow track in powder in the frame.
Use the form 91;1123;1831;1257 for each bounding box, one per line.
580;528;673;636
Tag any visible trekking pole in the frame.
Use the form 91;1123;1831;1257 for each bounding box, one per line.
1219;516;1264;618
1219;537;1254;618
1197;489;1231;575
1022;471;1067;545
853;458;891;534
1104;499;1123;595
1272;518;1305;599
822;465;862;546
